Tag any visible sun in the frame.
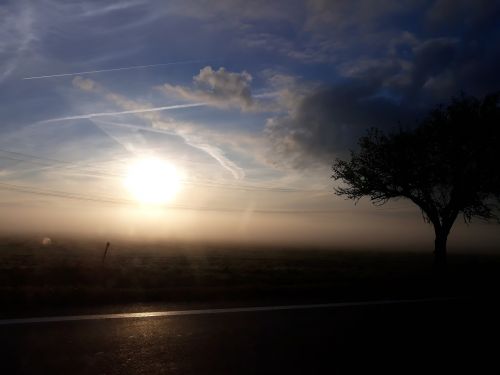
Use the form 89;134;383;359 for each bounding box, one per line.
125;157;181;205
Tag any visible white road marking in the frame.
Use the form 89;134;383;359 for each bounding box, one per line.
0;297;458;326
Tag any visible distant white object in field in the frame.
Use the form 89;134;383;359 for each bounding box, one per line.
41;237;52;246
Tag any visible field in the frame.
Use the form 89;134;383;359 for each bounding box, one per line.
1;235;500;315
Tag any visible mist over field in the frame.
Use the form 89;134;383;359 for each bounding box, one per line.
2;202;500;251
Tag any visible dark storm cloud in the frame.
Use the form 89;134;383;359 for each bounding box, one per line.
263;0;500;168
357;37;498;102
425;0;500;31
412;38;458;81
264;80;415;169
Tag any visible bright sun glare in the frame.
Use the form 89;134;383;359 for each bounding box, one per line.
125;157;181;205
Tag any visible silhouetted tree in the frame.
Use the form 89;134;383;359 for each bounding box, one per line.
332;93;500;268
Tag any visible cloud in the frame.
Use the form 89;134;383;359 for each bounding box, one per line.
238;32;336;64
9;0;500;178
165;0;300;23
80;0;147;17
160;1;418;64
92;118;246;180
264;78;414;169
0;2;35;82
69;77;206;123
161;66;256;111
41;103;205;123
71;76;245;180
261;5;500;170
411;38;458;77
73;76;99;91
338;36;458;86
184;141;245;180
305;0;419;31
426;0;500;30
336;28;499;103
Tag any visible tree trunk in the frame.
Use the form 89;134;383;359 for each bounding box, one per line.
434;233;447;266
432;209;459;273
433;227;448;272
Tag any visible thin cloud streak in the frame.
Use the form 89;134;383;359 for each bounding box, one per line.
189;142;245;180
68;73;245;180
94;119;245;180
22;60;212;80
39;103;206;123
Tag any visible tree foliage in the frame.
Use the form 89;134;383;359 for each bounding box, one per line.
332;93;500;256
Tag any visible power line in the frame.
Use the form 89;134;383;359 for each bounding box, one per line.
0;181;342;214
0;149;323;193
0;182;132;206
0;149;123;177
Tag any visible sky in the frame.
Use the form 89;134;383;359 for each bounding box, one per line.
0;0;499;249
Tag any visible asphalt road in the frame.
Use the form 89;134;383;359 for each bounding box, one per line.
1;298;499;374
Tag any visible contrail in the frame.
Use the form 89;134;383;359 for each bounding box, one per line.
39;103;206;123
23;60;210;80
93;119;244;179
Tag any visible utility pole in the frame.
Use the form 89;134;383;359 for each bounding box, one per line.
102;241;111;263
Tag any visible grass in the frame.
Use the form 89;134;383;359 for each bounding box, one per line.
1;235;499;312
